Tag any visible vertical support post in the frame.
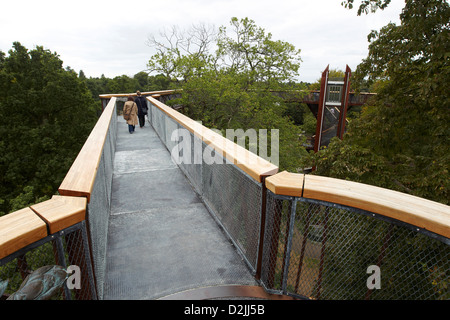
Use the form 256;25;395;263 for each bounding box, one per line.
281;200;297;294
255;177;267;281
54;234;72;300
315;206;329;300
294;201;312;293
65;221;97;300
17;255;29;280
265;198;284;289
313;65;329;154
83;206;98;299
365;224;393;300
336;65;352;139
279;201;293;289
80;220;98;300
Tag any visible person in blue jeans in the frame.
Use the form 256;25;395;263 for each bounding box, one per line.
135;91;148;128
123;96;138;133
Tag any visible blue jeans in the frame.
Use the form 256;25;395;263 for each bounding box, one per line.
128;124;135;133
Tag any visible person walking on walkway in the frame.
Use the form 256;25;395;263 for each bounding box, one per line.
123;96;138;134
135;90;148;128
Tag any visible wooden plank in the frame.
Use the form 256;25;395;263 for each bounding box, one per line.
98;90;176;99
30;196;87;234
147;96;279;182
265;171;304;197
303;174;450;238
58;97;116;202
0;208;48;259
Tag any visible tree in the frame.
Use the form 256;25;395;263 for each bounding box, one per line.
312;3;449;300
304;0;449;205
0;42;98;215
341;0;392;15
146;23;217;84
148;18;307;171
216;17;302;88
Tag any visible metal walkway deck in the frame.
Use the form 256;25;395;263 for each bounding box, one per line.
102;119;258;299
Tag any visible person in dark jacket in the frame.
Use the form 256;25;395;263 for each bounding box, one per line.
135;91;148;128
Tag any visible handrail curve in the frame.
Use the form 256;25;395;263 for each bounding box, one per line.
266;171;450;239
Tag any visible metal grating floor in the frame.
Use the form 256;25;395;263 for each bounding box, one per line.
102;119;257;299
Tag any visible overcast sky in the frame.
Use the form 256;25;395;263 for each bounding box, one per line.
1;0;404;83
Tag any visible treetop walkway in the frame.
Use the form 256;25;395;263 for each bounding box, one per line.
1;90;448;300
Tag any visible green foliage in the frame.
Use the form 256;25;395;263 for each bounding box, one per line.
148;18;307;172
216;17;302;86
304;0;450;205
0;42;99;215
341;0;392;15
85;72;175;100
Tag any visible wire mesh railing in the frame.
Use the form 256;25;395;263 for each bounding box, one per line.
0;221;97;300
147;94;449;300
261;192;449;300
149;97;265;274
1;91;448;300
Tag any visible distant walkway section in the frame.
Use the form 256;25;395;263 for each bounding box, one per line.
102;119;257;299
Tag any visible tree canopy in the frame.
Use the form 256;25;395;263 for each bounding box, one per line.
147;17;308;171
341;0;392;15
303;0;449;204
0;42;99;215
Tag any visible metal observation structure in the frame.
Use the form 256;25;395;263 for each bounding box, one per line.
0;89;449;300
313;65;352;153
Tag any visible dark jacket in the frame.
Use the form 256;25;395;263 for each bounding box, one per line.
135;96;148;116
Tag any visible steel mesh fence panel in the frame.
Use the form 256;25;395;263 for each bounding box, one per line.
260;194;293;292
84;101;117;299
164;114;178;153
201;145;263;272
151;103;166;143
148;102;264;273
262;192;450;300
146;99;151;124
0;222;96;300
177;129;203;195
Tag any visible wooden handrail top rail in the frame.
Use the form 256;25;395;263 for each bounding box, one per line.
0;208;47;260
147;96;279;183
99;90;178;99
58;97;117;202
31;196;87;234
266;171;450;238
265;171;304;197
0;196;87;260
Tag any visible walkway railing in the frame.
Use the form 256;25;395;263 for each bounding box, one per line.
263;172;449;299
1;90;448;300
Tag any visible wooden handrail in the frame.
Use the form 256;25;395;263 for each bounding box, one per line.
266;172;450;238
58;97;117;202
0;196;87;260
265;170;304;197
0;208;48;260
147;96;279;183
31;196;87;234
99;90;177;99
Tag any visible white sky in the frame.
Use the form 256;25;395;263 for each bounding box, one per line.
0;0;404;83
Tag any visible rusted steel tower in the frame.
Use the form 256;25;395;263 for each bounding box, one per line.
313;65;352;153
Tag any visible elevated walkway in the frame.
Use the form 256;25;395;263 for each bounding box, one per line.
103;119;258;299
1;93;448;301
